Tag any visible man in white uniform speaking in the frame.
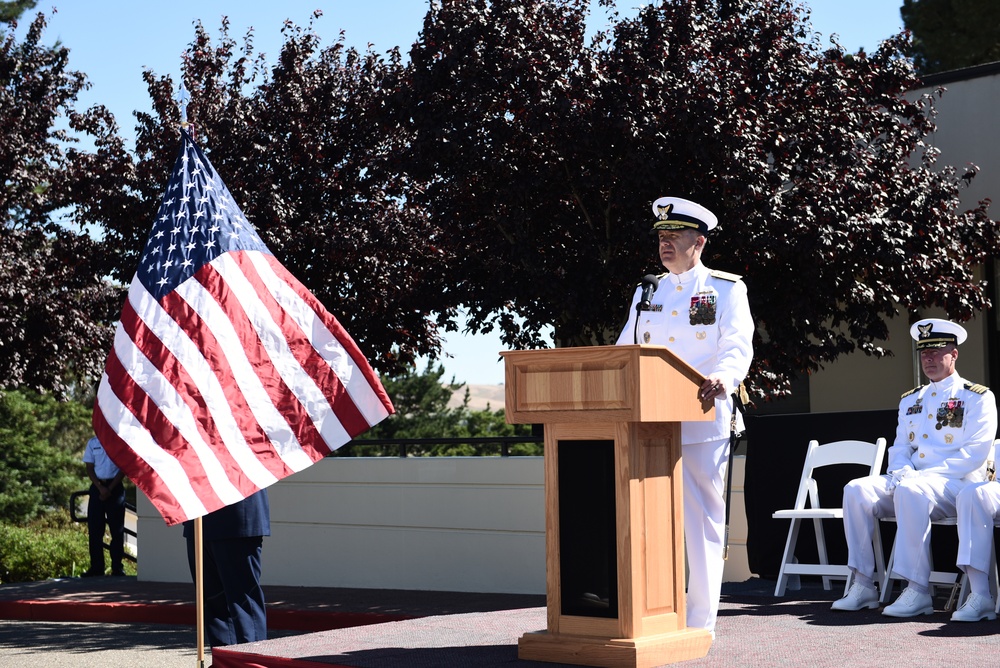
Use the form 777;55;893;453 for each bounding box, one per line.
832;318;997;617
616;196;754;636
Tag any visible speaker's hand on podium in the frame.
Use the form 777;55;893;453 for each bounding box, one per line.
699;375;727;402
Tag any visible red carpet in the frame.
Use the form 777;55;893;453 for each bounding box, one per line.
0;599;410;632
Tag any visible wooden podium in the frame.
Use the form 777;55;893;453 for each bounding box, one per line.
501;345;715;668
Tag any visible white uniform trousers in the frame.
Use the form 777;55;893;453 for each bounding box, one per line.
956;481;1000;574
843;474;966;586
682;436;729;633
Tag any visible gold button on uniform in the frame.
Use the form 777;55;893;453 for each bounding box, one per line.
919;452;926;458
669;337;675;342
671;310;678;316
676;286;683;292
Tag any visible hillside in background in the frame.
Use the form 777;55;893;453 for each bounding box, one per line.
447;384;506;412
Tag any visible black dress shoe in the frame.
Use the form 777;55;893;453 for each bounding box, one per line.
110;570;126;577
80;570;103;578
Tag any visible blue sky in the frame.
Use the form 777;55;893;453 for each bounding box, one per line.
22;1;907;385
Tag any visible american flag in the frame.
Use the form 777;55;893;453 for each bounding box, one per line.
93;129;394;526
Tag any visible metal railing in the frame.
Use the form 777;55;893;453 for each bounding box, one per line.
333;434;544;457
69;490;138;564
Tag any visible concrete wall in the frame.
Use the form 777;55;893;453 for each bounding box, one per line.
136;454;753;593
919;69;1000;210
809;310;991;414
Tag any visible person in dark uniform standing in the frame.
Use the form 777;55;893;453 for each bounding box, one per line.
82;435;127;577
616;196;754;637
183;489;270;647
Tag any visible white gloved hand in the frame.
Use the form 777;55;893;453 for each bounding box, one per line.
889;465;916;490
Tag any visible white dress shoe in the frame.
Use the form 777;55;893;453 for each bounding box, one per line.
831;582;879;611
951;592;997;622
882;587;934;617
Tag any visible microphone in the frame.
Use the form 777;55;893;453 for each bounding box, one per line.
638;274;659;312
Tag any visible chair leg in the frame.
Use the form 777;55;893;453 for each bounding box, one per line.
813;517;833;591
872;525;886;598
774;519;802;597
992;539;1000;613
880;537;897;604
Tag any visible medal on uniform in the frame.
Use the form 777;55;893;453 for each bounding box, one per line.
696;331;707;340
906;398;923;416
643;331;651;343
689;293;717;325
945;434;954;444
908;432;915;442
935;399;964;430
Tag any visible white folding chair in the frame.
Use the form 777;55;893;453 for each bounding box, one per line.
772;438;888;597
880;439;1000;610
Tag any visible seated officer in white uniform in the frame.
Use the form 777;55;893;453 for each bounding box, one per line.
616;196;754;636
832;318;997;616
952;441;1000;621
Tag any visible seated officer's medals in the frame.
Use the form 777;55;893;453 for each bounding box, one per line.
935;398;964;430
689;293;717;325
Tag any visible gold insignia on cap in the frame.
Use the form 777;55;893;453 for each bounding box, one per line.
656;203;674;220
918;323;933;339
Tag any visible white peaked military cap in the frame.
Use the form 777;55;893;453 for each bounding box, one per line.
910;318;968;350
650;196;718;235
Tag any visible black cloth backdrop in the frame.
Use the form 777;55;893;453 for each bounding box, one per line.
745;410;901;581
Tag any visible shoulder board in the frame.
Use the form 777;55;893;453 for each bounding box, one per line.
709;269;741;282
965;382;990;395
900;385;924;399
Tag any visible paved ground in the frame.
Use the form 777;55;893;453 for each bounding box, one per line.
2;576;1000;667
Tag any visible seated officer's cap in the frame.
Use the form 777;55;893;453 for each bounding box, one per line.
650;196;718;235
910;318;968;350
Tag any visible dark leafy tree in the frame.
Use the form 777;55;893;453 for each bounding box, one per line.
0;13;123;395
901;0;1000;75
71;1;999;401
397;0;998;397
74;13;456;374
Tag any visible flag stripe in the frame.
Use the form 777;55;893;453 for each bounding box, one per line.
233;252;373;438
256;254;393;431
92;390;192;525
97;356;215;523
120;288;288;490
185;257;337;462
167;265;320;471
104;325;240;508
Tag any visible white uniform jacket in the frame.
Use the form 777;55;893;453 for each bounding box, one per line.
615;262;754;445
886;372;998;482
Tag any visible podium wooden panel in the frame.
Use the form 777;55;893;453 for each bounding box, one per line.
501;345;714;667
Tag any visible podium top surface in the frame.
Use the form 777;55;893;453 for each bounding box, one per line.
500;345;713;424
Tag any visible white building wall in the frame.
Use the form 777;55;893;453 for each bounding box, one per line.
136;454;753;592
